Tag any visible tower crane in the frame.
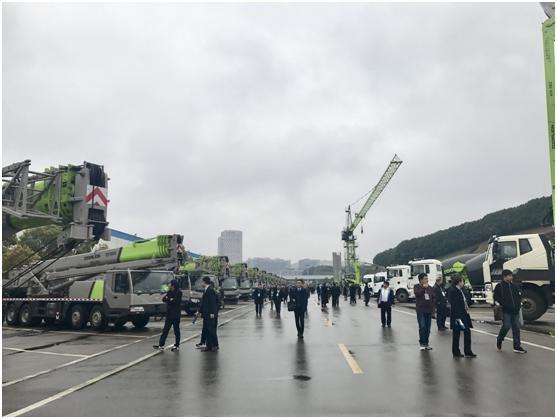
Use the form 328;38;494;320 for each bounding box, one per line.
341;154;402;284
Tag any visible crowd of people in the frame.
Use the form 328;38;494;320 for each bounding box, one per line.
153;269;527;357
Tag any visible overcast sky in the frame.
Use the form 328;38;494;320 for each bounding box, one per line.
3;3;552;262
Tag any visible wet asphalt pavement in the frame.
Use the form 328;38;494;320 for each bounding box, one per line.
2;296;555;416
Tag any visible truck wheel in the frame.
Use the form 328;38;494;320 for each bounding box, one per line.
90;306;108;331
6;304;20;326
19;304;40;327
521;289;547;322
68;305;87;330
131;315;149;329
184;307;197;316
113;320;127;329
396;289;409;303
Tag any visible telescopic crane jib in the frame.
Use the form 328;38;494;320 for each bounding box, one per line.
342;154;402;284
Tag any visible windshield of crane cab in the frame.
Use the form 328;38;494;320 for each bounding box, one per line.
131;271;174;294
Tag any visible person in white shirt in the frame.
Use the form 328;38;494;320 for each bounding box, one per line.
377;281;395;327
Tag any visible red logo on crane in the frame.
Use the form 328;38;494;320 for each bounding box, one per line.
86;186;108;207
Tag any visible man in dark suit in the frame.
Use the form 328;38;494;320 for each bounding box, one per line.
377;281;395;327
433;277;448;331
321;283;330;310
349;283;357;305
252;283;265;316
153;279;182;351
363;283;372;306
447;274;476;358
272;286;282;317
290;280;309;338
199;277;219;352
331;283;341;307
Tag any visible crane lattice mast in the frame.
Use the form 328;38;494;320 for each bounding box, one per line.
342;154;402;284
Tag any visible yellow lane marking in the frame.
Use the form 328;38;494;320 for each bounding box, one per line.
338;343;363;374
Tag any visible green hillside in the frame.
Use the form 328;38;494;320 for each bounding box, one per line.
373;196;552;266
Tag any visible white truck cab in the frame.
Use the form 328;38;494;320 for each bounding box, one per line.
484;234;554;321
370;272;388;296
386;265;413;302
408;259;443;292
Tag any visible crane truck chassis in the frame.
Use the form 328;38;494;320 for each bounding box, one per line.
3;235;184;330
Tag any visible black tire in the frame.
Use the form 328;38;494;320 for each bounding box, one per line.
113;320;127;329
396;289;409;303
521;288;547;322
90;305;108;331
19;304;40;327
44;318;56;327
6;304;20;326
68;304;87;330
131;315;149;329
184;307;197;316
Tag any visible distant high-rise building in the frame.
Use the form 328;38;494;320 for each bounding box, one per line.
333;252;342;281
217;230;243;264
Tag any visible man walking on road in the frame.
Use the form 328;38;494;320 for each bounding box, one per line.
331;282;341;307
448;274;476;358
433;277;448;331
291;280;309;338
363;282;372;306
273;286;283;317
321;282;330;310
494;270;527;354
253;283;265;316
153;279;182;351
199;277;219;352
377;281;395;327
343;283;349;301
414;273;436;350
349;283;357;305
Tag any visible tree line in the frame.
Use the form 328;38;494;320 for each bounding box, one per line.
372;196;551;266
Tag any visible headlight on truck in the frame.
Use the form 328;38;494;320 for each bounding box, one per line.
130;306;145;313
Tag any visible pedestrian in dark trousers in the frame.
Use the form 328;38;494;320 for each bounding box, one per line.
494;270;527;354
349;284;357;305
273;287;282;317
357;285;362;300
377;281;395;327
414;273;436;350
331;283;341;307
154;279;182;351
253;283;265;316
321;283;330;310
290;280;310;338
448;274;476;358
281;286;289;305
317;284;322;303
199;277;219;352
363;283;372;306
343;284;349;301
433;277;448;331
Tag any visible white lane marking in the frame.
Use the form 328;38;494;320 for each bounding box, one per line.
2;327;148;339
3;347;87;358
6;306;253;416
2;339;143;388
338;343;363;374
391;308;555;352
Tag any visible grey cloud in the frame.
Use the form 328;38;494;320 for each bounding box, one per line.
3;3;551;261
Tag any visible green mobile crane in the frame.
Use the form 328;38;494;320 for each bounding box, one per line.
3;234;182;330
341;155;402;285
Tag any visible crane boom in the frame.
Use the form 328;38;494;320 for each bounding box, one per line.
342;154;403;284
348;154;403;233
